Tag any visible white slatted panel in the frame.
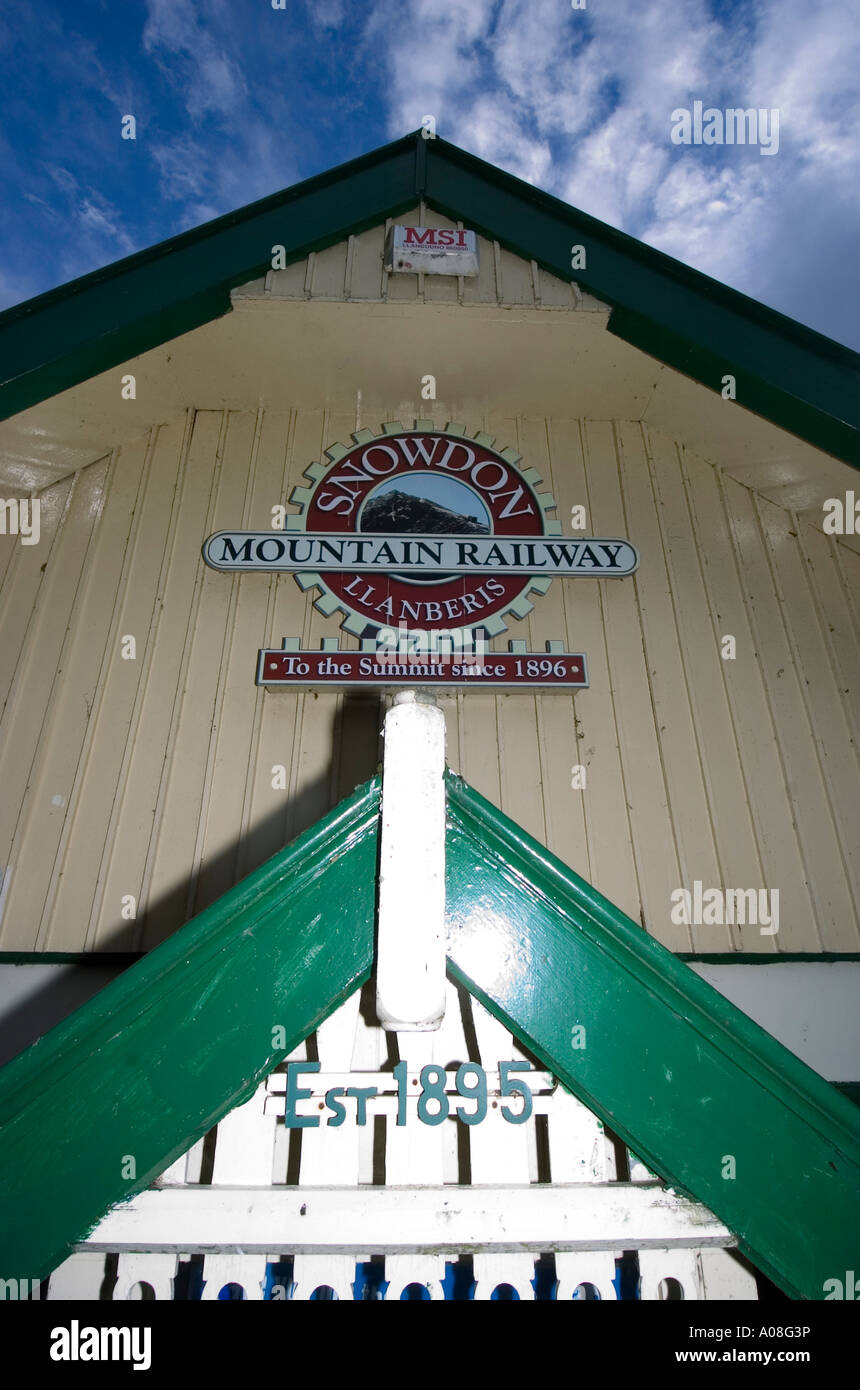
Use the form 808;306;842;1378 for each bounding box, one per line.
49;988;759;1300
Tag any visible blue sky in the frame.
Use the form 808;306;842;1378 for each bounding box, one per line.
1;0;858;348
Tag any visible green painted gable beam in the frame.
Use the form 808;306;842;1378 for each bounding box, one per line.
444;770;860;1301
1;133;858;468
0;776;381;1282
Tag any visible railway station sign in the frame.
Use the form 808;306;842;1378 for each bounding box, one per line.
256;644;588;689
203;532;637;577
202;425;638;691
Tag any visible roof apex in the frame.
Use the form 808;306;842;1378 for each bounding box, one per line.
0;131;857;465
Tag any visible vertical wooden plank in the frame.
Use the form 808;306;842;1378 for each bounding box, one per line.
309;242;349;299
455;689;502;805
334;694;382;803
268;259;309;298
648;431;768;950
836;539;860;633
497;247;536;306
0;473;73;718
39;428;182;951
519;417;589;876
617;423;727;951
189;411;276;914
230;409;296;881
387;1029;446;1186
798;522;860;756
547;1088;612;1183
486;413;546;846
211;1081;276;1187
0;524;20;592
537;267;575;309
757;500;859;927
0;462;109;949
468;998;535;1301
684;453;819;949
6;450;150;948
348;226;386;300
385;979;470;1189
298;992;363;1186
293;992;364;1301
461;233;500;305
287;408;360;837
724;477;853;949
91;410;221;950
36;441;152;949
584;420;684;946
241;409;314;871
546;418;639;913
138;410;255;948
197;1080;274;1296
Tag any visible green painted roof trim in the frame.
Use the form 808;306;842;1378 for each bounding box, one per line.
0;775;381;1282
1;133;858;466
444;771;860;1301
1;767;857;1297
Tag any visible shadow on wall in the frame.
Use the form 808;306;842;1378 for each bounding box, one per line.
0;692;383;1065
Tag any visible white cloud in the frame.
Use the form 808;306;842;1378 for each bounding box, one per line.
143;0;248;120
368;0;860;344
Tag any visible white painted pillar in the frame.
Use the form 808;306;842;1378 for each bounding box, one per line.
376;691;446;1031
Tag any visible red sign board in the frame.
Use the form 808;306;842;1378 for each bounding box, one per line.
257;649;588;689
296;430;552;635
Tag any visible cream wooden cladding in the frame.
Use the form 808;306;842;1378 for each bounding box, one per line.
0;403;857;954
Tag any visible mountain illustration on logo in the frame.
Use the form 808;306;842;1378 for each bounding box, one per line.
360;489;489;535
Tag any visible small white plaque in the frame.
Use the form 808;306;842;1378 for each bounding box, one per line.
384;225;479;276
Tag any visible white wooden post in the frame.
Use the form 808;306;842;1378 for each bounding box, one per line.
376;691;446;1031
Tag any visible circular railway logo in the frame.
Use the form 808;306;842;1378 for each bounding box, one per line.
287;423;561;641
